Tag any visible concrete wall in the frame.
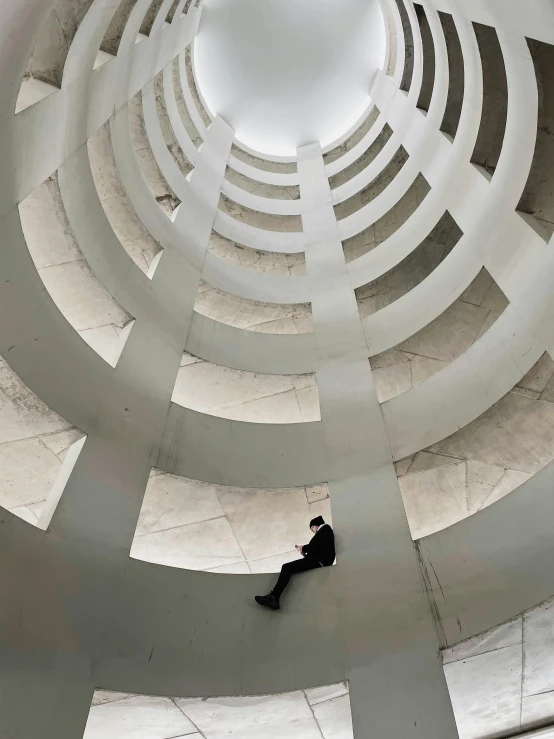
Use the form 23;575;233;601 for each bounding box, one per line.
3;0;554;738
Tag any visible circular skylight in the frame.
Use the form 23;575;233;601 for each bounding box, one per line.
194;0;386;156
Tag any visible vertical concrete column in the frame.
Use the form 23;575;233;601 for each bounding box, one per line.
297;143;459;738
0;116;234;739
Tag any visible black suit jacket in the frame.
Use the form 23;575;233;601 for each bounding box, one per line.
302;525;335;566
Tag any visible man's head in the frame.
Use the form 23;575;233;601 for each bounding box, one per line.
309;515;325;533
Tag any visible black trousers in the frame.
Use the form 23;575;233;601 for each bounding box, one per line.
271;557;322;599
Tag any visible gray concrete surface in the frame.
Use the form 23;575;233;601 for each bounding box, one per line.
2;1;554;738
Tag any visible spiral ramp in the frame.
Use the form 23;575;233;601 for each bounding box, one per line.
2;0;554;737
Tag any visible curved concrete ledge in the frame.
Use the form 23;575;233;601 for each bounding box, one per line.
202;252;310;305
156;402;329;488
162;59;200;168
213;210;305;254
221;179;303;217
227;153;300;187
186;313;316;374
178;49;208;142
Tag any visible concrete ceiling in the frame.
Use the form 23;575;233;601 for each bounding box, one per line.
194;0;386;156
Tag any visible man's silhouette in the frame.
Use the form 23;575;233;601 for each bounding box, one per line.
255;515;335;611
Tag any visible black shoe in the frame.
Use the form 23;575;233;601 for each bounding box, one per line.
255;594;280;611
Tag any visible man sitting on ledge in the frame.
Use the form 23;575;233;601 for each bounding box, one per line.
255;515;335;611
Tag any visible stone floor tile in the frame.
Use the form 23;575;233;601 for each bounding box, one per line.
460;269;494;307
136;474;224;536
214;389;303;423
84;695;197;738
312;693;354;739
444;644;523;739
131;516;245;571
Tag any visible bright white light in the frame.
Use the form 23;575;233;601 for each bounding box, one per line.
194;0;386;157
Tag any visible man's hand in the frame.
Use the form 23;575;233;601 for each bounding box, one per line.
295;545;303;553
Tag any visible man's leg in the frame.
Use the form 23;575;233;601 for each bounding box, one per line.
255;558;321;610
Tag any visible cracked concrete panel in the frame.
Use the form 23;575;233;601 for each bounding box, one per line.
313;694;354;739
131;514;246;571
88;124;162;273
177;692;323;739
443;619;522;665
0;359;72;445
471;23;508;174
323;106;381;166
343;173;430;261
154;72;193;177
218;194;303;232
194;283;313;332
416;4;435;113
231;145;297;174
225;167;300;200
523;599;554;697
208;231;306;275
329;124;393;190
397;354;554;537
517;38;554;240
0;358;83;524
172;359;320;423
128;92;180;211
357;211;461;319
333;146;409;221
370;269;508;403
439;11;465;140
100;0;138;56
84;695;197;739
135;474;225;536
19;176;133;363
25;0;97;87
444;644;523;739
0;438;62;510
215;485;313;563
133;473;329;572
